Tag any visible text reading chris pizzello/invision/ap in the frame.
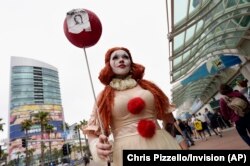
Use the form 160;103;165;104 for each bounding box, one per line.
123;150;249;166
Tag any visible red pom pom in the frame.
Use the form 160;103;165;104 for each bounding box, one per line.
137;119;156;138
127;97;145;114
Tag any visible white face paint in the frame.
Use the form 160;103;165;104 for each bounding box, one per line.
110;50;131;78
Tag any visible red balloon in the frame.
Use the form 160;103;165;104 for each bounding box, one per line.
63;9;102;48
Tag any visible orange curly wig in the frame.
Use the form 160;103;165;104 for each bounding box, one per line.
97;47;174;135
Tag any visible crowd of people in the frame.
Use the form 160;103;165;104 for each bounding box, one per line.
166;107;230;149
169;82;250;149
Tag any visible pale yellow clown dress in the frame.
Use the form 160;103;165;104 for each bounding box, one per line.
84;78;181;166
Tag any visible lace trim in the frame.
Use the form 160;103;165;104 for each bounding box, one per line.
109;76;137;91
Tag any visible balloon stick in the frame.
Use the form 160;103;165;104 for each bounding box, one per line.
82;48;104;134
83;48;113;164
64;8;111;164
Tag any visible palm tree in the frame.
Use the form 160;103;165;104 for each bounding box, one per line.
0;118;6;164
74;124;83;158
69;144;76;160
33;111;50;166
59;122;69;138
15;151;21;165
59;122;70;142
79;120;89;154
21;119;33;166
7;159;16;166
0;118;5;132
26;148;35;165
0;152;8;165
52;148;62;164
45;124;54;164
60;122;69;131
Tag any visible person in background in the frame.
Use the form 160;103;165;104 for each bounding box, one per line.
83;155;90;166
191;114;199;139
210;111;222;137
177;119;195;147
197;112;212;137
219;83;250;146
82;47;181;165
204;108;221;136
217;111;232;128
165;119;189;150
184;120;193;137
194;118;207;141
206;109;223;137
236;79;249;101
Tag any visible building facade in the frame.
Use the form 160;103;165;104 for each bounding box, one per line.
166;0;250;115
9;57;64;164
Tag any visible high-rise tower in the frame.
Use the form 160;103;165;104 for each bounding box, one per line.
9;57;64;164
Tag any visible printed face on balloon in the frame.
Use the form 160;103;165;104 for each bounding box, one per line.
74;14;83;25
110;50;131;77
66;9;92;34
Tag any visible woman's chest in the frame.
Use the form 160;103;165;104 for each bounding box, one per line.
112;86;155;117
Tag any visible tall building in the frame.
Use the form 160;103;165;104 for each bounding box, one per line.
9;57;64;164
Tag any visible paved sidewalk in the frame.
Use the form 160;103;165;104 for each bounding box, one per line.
189;127;250;150
77;127;249;166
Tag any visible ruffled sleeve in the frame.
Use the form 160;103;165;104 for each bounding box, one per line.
81;105;107;164
82;103;102;136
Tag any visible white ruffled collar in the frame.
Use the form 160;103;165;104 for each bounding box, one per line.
109;75;137;91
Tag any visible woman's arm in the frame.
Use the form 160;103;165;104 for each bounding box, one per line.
219;98;230;120
87;133;112;162
83;92;113;162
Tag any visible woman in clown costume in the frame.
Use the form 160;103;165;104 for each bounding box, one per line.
83;47;181;166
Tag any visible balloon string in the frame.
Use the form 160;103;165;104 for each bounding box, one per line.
82;48;105;134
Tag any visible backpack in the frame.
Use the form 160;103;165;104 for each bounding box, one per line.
194;120;202;131
223;96;249;117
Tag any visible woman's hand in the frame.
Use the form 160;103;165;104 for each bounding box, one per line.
96;134;112;160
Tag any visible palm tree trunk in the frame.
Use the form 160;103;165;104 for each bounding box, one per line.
25;130;29;166
77;127;83;158
83;132;89;156
41;126;45;166
49;133;52;165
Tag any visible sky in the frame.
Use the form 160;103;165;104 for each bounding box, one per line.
0;0;173;140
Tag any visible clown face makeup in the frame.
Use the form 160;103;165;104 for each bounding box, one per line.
110;49;131;78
